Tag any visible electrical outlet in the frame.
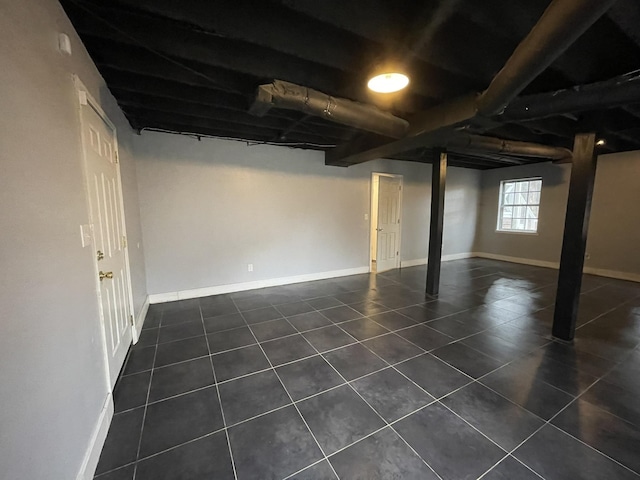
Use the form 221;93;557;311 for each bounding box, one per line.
247;263;254;272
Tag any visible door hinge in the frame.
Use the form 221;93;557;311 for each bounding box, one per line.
397;219;400;224
396;251;399;256
130;315;135;327
115;151;119;164
121;235;127;248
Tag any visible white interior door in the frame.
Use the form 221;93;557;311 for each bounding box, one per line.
376;176;402;272
81;100;133;388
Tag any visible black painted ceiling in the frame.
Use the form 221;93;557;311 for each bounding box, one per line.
60;0;640;169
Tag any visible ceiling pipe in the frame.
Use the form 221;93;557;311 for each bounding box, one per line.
327;0;617;166
500;70;640;121
447;135;573;161
476;0;618;116
249;80;409;138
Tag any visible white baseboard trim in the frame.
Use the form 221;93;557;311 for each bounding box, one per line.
474;252;559;269
133;295;150;343
474;252;640;283
400;252;475;268
76;394;114;480
148;266;371;304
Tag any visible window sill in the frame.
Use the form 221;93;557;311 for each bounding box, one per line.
496;229;539;236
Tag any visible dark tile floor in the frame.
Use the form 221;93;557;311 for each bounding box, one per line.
95;259;640;480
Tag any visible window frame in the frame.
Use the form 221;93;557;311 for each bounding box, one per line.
496;177;542;234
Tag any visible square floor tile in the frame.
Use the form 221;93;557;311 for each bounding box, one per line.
537;341;616;377
287;311;332;332
582;378;640;427
362;333;424;364
123;346;155;375
480;365;574;420
303;325;355;352
320;305;363;323
396;354;472;398
330;427;438;480
506;350;598;396
228;406;323;480
396;324;453;351
212;345;271;382
154;336;209;368
148;357;215;403
249;318;297;342
95;408;144;475
276;355;344;401
298;385;385;455
427;317;485;340
323;343;387;381
287;460;336;479
242;306;283;324
442;382;544;450
340;317;389;341
461;331;526;363
350;301;391;316
235;295;272;311
432;342;504;378
94;465;134;480
135;328;159;348
306;296;343;310
351;368;433;422
552;399;640;474
482;456;541;480
135;431;234;480
514;424;639;480
139;386;224;458
369;311;417;331
276;301;315;317
395;402;505;480
200;300;238;319
157;320;204;345
207;326;256;354
219;370;290;425
161;308;201;327
114;370;151;413
261;334;317;366
203;312;245;333
397;305;444;323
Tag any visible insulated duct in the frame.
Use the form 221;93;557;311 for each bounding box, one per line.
447;135;573;161
249;80;409;138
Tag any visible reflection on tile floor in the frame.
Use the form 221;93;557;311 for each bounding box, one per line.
95;259;640;480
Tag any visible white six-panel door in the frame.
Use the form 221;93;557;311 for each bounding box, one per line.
81;100;133;388
376;176;402;273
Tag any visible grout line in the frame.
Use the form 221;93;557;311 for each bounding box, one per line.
199;303;239;480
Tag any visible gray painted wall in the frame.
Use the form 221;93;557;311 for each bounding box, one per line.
0;1;146;478
474;151;640;277
134;132;480;296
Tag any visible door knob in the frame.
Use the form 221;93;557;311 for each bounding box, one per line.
99;271;114;281
376;228;383;232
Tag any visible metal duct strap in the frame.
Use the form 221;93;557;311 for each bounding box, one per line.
249;80;409;138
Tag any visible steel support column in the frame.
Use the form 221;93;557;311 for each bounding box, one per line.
552;133;598;341
426;150;447;296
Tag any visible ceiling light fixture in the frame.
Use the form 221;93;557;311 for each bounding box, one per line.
367;72;410;93
596;138;606;146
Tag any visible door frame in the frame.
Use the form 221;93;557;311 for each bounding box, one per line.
74;76;137;388
369;172;403;273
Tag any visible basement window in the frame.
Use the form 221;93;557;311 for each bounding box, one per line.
497;178;542;233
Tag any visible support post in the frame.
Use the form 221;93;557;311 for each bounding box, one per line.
426;150;447;296
552;133;598;341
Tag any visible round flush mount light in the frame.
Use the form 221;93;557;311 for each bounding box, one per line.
367;72;410;93
596;138;606;146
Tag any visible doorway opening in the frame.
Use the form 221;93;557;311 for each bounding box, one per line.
370;173;403;273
